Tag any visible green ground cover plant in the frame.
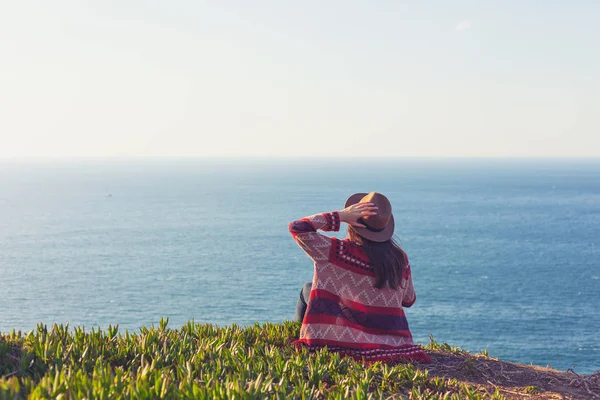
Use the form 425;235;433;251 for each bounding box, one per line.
0;320;597;399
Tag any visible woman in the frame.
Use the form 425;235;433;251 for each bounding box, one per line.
289;192;430;363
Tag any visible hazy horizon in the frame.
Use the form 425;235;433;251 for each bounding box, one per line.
2;1;599;158
3;155;600;163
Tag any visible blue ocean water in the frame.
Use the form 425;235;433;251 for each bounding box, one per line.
0;158;598;373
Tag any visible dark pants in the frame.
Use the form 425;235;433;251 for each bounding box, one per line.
294;281;312;322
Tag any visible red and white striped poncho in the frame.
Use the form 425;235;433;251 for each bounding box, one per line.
289;211;431;364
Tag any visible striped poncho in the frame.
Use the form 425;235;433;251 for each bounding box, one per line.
289;211;431;364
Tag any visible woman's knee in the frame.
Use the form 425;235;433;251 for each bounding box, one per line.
301;281;312;303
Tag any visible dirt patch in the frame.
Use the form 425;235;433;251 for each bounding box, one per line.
423;351;600;399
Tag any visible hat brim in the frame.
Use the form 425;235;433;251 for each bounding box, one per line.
344;193;395;242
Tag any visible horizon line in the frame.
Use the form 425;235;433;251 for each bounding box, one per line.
1;155;600;162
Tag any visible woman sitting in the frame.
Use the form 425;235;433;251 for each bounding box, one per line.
289;192;430;363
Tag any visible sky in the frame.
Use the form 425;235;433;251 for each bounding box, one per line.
1;0;599;158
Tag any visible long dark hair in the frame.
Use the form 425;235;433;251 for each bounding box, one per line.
348;226;408;289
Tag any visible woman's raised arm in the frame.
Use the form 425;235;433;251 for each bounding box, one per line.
288;212;340;262
288;203;378;262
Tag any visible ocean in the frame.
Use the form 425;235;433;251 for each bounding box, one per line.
0;158;598;373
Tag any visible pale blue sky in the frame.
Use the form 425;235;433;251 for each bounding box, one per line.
1;1;599;157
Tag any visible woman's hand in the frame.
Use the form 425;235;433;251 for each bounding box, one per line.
338;202;378;228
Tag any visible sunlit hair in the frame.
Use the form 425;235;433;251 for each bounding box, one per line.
347;226;408;289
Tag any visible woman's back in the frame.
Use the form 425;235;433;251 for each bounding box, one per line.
289;195;430;363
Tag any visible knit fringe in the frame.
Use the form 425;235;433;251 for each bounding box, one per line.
292;340;432;364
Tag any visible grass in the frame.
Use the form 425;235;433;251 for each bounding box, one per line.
0;320;596;399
